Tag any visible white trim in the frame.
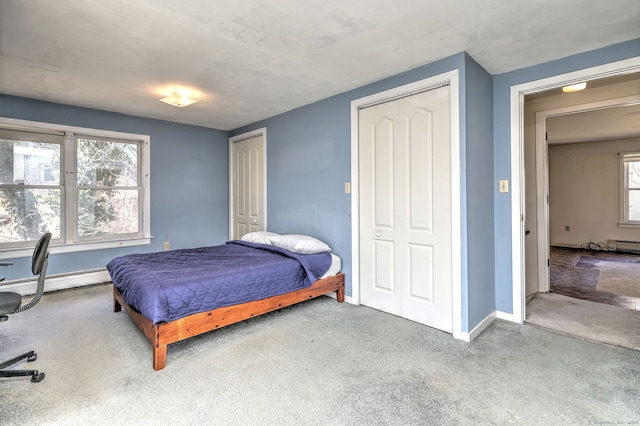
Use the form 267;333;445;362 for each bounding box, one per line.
324;290;355;305
457;311;496;342
350;69;462;338
509;56;640;323
449;72;462;340
620;148;640;226
510;88;526;324
496;310;514;322
534;110;551;294
0;268;111;296
349;98;361;306
618;222;640;229
228;128;267;240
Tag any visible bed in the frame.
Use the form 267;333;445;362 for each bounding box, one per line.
107;235;345;370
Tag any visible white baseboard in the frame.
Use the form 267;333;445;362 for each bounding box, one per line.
324;291;354;304
456;311;497;342
496;310;515;322
0;268;111;296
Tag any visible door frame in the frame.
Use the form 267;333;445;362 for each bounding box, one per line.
533;95;640;294
350;70;462;339
509;57;640;323
228;127;267;240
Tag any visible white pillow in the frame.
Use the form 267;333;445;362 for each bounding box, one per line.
240;231;280;245
269;234;331;254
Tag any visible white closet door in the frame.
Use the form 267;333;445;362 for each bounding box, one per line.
232;135;264;239
359;85;452;332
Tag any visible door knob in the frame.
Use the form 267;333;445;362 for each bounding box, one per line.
376;232;381;237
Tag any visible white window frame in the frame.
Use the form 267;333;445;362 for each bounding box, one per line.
0;117;151;259
620;152;640;228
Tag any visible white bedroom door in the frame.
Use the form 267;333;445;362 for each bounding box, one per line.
359;85;453;332
230;130;266;239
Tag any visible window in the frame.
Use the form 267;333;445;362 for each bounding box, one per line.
620;152;640;227
0;118;150;253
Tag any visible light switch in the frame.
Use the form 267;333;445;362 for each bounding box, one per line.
499;180;509;193
344;182;351;194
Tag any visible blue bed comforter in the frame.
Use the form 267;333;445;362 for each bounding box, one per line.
106;240;332;324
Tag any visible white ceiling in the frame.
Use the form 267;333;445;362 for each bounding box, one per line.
1;0;639;131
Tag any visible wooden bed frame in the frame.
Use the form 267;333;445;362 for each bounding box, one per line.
113;272;345;370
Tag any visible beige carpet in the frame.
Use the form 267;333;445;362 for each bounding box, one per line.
3;284;640;425
596;261;640;299
526;292;640;351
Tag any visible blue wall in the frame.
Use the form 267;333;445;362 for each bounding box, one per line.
463;54;495;329
492;38;640;313
0;95;229;280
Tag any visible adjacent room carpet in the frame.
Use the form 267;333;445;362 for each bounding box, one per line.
526;292;640;351
1;284;639;425
550;246;640;310
595;260;640;298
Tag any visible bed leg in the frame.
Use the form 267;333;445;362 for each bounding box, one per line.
336;287;345;303
153;346;167;371
114;298;122;312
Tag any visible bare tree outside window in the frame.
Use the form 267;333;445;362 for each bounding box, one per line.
0;139;61;242
76;138;139;237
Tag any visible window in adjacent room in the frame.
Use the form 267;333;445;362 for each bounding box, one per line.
0;118;150;253
620;152;640;227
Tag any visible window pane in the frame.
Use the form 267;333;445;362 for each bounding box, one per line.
629;189;640;222
0;139;60;185
0;188;61;242
628;161;640;189
77;138;138;187
77;189;138;237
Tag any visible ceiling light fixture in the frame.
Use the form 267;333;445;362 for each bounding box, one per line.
562;82;587;93
160;91;198;107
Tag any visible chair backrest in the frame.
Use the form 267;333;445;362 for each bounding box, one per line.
15;233;51;314
32;232;52;276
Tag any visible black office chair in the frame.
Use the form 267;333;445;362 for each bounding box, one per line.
0;232;52;383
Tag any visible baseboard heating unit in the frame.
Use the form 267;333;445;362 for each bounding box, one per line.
608;240;640;254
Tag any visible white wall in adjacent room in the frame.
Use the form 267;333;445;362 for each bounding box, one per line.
549;137;640;248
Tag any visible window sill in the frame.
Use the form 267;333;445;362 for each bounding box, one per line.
0;237;152;260
618;222;640;229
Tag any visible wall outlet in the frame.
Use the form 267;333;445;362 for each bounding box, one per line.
163;241;170;250
565;226;570;232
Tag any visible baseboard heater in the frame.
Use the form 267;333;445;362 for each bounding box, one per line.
0;268;111;296
608;240;640;254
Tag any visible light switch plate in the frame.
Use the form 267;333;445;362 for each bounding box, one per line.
499;180;509;193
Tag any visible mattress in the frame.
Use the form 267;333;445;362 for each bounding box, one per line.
107;240;333;324
322;253;342;278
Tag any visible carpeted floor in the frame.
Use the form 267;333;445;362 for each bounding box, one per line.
526;292;640;351
596;261;640;299
2;283;640;425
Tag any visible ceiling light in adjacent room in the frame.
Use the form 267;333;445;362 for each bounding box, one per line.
160;91;198;107
562;82;587;93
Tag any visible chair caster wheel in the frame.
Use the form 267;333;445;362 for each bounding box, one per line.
31;372;45;382
27;353;37;362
